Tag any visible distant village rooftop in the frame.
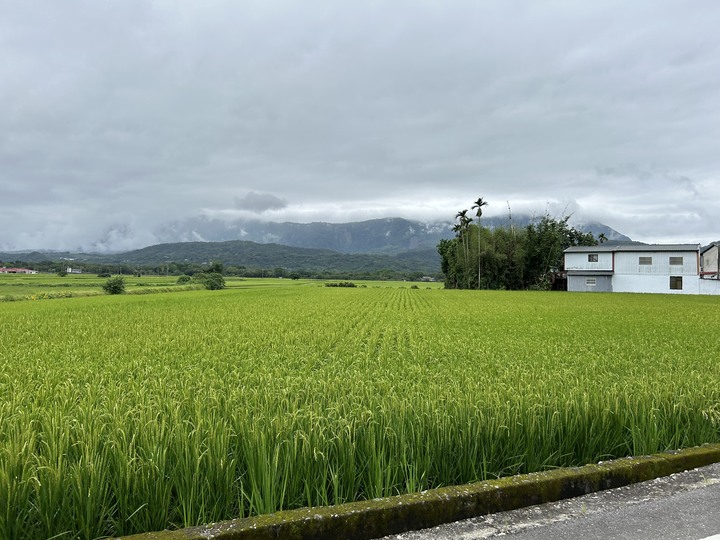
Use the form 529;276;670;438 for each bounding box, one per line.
0;267;37;274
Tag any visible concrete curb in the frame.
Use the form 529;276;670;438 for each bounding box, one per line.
120;443;720;540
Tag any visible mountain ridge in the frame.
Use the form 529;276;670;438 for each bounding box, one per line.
0;241;443;276
0;216;630;275
151;215;629;254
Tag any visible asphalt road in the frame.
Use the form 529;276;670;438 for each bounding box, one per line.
376;462;720;540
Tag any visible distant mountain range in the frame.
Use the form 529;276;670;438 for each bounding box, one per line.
153;215;629;254
0;216;630;275
0;243;443;276
111;241;442;275
152;217;451;254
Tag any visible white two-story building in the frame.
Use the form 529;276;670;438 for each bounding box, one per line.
563;244;712;294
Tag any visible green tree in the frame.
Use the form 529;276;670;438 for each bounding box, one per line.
194;272;225;290
523;214;596;289
438;201;596;290
453;209;473;287
438;238;461;288
102;276;126;295
207;260;224;274
471;197;489;289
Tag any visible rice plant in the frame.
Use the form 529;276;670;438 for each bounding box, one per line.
0;287;718;538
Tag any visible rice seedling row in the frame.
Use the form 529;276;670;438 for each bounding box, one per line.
0;287;718;538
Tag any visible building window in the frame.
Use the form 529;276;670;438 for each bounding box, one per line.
639;256;653;265
588;254;598;262
585;277;597;286
670;276;683;290
669;256;683;265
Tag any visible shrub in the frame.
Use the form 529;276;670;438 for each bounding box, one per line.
193;272;226;290
97;272;112;278
102;276;126;295
324;282;356;288
176;275;192;285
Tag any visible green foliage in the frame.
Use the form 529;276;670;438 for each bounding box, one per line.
439;202;597;290
0;245;444;282
522;215;596;288
193;272;226;290
207;260;224;274
97;272;111;278
324;281;356;288
176;275;192;285
0;273;208;301
0;288;718;537
102;276;126;295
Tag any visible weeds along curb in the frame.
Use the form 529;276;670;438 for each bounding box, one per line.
120;443;720;540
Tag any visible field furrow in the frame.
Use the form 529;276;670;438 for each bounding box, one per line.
1;285;719;538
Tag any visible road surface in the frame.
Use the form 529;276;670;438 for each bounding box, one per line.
377;462;720;540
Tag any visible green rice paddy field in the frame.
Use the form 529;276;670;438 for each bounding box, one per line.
1;278;719;538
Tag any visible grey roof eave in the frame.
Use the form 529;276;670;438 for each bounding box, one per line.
564;244;699;254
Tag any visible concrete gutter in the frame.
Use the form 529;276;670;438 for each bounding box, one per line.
119;443;720;540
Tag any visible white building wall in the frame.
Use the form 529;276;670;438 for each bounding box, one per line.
613;251;698;276
613;275;700;294
699;279;720;295
564;252;613;271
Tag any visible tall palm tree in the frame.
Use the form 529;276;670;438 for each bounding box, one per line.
471;197;488;218
455;210;471;285
472;197;489;288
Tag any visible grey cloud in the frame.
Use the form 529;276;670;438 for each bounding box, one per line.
1;1;720;250
594;165;702;201
235;192;288;213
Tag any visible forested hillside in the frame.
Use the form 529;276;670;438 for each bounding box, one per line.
1;242;442;279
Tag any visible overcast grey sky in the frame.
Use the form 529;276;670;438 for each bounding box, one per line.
2;0;720;251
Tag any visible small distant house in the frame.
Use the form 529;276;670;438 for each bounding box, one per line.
0;267;37;274
66;267;83;274
701;243;719;280
564;244;706;294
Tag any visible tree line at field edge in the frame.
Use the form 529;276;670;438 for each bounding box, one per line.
0;258;442;283
437;197;598;290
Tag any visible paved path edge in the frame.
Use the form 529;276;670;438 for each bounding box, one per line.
119;443;720;540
